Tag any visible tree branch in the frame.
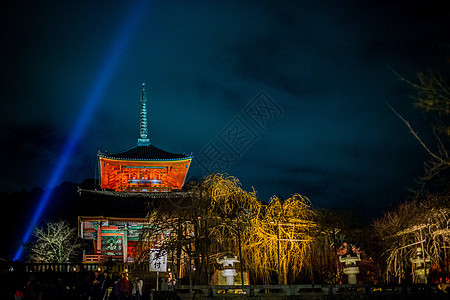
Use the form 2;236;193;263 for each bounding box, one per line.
386;102;447;164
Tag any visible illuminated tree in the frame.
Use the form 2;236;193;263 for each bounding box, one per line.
201;173;260;260
373;194;450;283
139;173;320;285
189;174;261;284
375;67;450;283
242;194;317;284
137;174;259;284
28;220;83;263
203;176;319;285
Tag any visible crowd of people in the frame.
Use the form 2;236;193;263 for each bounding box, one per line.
12;270;144;300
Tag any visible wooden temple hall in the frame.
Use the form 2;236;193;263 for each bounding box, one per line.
78;83;193;263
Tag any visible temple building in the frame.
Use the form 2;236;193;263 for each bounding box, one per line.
78;83;192;264
98;83;192;192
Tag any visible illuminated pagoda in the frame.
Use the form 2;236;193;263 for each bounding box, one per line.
78;84;193;264
98;83;192;192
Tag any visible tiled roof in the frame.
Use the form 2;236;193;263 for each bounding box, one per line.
99;144;192;161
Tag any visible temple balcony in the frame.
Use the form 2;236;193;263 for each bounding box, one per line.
83;254;125;263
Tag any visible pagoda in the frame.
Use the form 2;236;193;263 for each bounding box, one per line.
78;84;193;265
98;83;192;192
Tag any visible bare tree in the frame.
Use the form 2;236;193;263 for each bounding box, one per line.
389;69;450;186
28;220;83;263
373;194;450;283
373;68;450;284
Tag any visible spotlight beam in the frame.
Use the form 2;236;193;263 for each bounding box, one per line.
13;0;148;261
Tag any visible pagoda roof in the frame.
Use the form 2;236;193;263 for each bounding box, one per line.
99;144;192;161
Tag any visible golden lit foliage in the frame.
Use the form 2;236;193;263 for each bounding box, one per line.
138;174;261;280
242;194;317;284
140;174;318;284
202;173;260;218
200;174;261;263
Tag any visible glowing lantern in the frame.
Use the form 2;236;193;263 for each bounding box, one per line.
339;251;361;285
217;254;239;285
410;247;431;283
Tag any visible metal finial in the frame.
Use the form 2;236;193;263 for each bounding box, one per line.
138;83;150;145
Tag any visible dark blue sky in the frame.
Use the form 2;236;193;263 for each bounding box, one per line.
1;0;449;216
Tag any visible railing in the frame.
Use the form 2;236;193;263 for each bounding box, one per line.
124;186;171;192
10;262;143;273
163;284;448;298
15;263;88;273
83;254;125;263
83;254;110;263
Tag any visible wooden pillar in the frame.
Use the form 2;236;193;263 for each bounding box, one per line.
123;224;128;263
97;221;102;255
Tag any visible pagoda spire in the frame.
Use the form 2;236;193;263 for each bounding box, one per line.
138;83;150;146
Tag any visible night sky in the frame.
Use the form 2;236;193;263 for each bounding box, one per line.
1;0;449;219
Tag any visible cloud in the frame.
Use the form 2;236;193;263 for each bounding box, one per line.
0;0;447;218
0;122;65;191
1;122;64;162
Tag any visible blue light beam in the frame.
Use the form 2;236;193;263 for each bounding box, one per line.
14;0;149;261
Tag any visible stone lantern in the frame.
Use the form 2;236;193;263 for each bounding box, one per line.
410;247;431;284
339;251;361;284
217;254;239;285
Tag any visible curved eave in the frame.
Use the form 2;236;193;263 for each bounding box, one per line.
98;155;192;163
98;144;193;162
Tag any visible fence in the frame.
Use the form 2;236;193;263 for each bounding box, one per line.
9;261;151;274
161;284;449;299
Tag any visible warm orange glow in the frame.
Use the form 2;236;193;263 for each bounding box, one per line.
99;157;191;192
